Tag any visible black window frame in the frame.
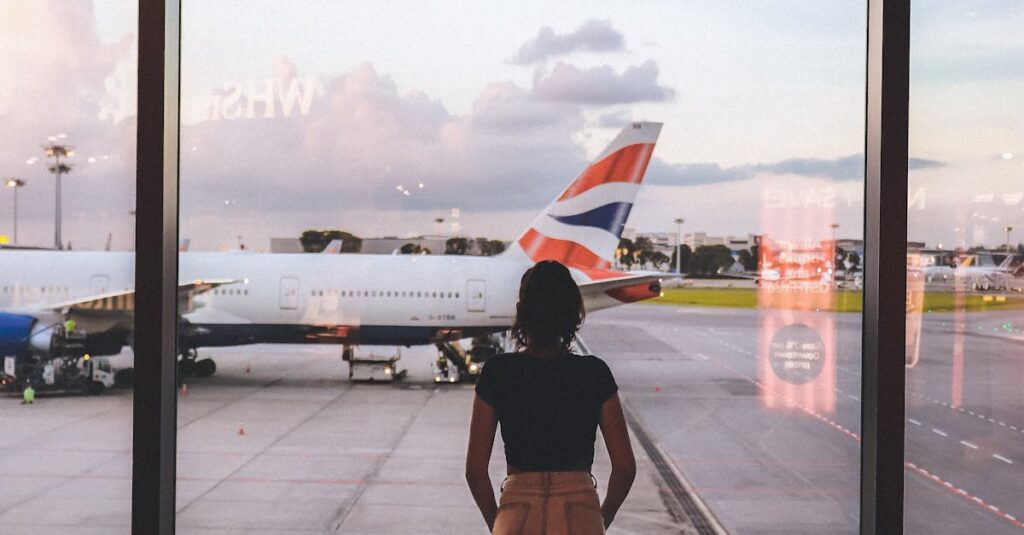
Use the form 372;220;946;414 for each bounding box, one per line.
131;1;911;533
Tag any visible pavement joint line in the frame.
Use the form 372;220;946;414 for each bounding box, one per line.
331;387;436;533
176;379;356;515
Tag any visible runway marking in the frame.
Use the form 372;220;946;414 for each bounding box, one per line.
932;428;949;437
909;390;1023;435
993;454;1014;465
960;440;979;450
704;334;1024;531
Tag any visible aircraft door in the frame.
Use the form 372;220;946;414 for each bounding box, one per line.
90;274;110;294
466;280;486;312
279;277;300;310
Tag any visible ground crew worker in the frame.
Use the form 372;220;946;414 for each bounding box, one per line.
64;317;76;335
21;384;35;405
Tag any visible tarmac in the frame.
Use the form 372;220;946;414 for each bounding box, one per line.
0;342;698;534
5;299;1018;534
582;304;1024;534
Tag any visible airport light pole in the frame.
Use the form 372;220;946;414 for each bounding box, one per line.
44;142;74;250
5;178;25;244
674;217;685;274
1004;225;1013;253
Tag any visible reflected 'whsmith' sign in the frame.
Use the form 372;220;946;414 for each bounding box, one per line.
186;77;325;124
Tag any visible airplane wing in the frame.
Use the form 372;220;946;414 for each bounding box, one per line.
45;279;239;316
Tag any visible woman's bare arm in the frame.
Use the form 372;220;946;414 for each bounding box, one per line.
466;394;499;531
598;393;636;529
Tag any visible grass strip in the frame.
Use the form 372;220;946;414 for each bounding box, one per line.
649;287;1024;313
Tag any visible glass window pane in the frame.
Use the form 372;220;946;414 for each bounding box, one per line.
176;2;864;532
906;2;1024;533
0;2;138;531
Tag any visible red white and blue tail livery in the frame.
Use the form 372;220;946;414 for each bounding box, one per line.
507;122;666;309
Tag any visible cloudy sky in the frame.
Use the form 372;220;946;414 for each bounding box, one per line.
0;0;1021;251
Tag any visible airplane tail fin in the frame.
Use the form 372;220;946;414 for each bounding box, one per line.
507;122;662;269
322;239;344;254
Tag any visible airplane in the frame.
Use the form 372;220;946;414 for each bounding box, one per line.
923;252;1024;290
0;122;668;389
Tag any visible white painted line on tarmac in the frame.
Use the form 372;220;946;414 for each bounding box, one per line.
993;454;1013;464
908;418;922;426
932;428;949;437
848;394;860;401
960;440;979;450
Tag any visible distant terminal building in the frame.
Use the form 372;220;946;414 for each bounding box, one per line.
681;232;759;252
269;238;304;253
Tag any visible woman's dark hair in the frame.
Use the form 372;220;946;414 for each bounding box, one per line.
510;260;585;352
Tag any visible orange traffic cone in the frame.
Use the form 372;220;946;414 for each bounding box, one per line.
237;424;246;436
654;385;661;393
180;383;188;396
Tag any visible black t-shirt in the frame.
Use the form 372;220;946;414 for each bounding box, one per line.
474;352;619;472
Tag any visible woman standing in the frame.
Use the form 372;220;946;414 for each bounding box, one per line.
465;260;636;534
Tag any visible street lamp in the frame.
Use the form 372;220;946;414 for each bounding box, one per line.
5;178;25;244
674;217;685;274
43;142;74;249
1004;225;1014;253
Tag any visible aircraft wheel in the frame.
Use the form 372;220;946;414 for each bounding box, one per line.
194;359;217;378
178;358;195;378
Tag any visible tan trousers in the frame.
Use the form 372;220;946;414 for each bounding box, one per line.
492;471;605;535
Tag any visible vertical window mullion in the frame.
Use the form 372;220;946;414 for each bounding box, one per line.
133;1;181;533
861;0;911;533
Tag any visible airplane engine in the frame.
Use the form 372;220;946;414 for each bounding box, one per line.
0;312;61;356
0;313;40;355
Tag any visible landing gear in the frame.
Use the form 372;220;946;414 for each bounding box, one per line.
178;348;217;379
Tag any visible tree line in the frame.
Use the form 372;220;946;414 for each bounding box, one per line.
299;230;506;256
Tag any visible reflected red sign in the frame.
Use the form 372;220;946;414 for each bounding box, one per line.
757;186;837;414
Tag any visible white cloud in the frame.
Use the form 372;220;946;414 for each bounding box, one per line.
532;60;675;105
512;19;625;65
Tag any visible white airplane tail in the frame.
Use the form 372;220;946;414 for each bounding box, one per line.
506;122;662;269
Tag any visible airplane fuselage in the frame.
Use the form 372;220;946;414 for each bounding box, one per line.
1;250;528;349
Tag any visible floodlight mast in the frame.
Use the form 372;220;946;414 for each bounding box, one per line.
44;142;74;249
5;178;26;244
674;217;685;274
